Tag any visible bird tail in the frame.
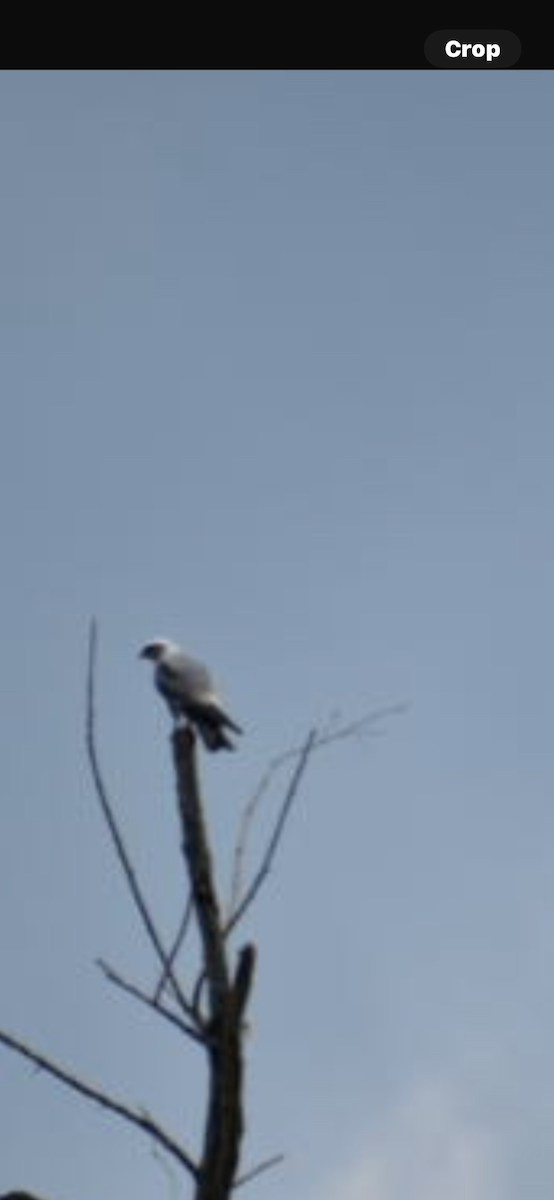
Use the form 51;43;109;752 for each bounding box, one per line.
197;721;236;752
221;713;243;735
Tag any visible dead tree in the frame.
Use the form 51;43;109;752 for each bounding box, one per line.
0;624;404;1198
173;724;252;1197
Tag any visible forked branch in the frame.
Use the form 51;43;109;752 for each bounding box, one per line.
225;729;317;936
228;703;407;930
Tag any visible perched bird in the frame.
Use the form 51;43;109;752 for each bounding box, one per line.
140;638;243;751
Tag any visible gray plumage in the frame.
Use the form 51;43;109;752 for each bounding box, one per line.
140;638;243;751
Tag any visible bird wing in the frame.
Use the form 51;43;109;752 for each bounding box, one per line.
156;650;243;741
156;652;214;707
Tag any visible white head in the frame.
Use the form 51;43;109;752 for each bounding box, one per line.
139;639;178;662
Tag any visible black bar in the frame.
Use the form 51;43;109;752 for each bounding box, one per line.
358;25;550;69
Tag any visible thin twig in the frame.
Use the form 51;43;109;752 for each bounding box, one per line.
228;703;407;917
0;1027;198;1179
151;1141;182;1200
228;784;267;921
225;730;317;937
86;621;197;1025
153;890;194;1004
234;1153;285;1188
97;958;205;1044
269;703;408;772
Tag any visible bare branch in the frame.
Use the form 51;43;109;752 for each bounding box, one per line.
267;704;407;779
225;730;318;937
266;704;408;781
172;726;229;1009
86;621;195;1024
232;944;256;1023
151;1141;182;1200
97;958;205;1044
172;726;250;1199
234;1153;285;1188
0;1026;198;1180
153;889;194;1004
228;786;266;921
228;704;407;920
297;701;409;755
192;967;209;1024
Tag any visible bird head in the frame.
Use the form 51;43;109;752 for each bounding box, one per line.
139;639;172;662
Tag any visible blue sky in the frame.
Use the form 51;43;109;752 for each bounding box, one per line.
1;68;554;1200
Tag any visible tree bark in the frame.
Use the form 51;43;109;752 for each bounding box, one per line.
172;727;255;1200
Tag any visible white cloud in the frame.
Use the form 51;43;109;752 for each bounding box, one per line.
318;1077;501;1200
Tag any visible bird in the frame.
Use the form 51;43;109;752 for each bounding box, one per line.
139;638;243;751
